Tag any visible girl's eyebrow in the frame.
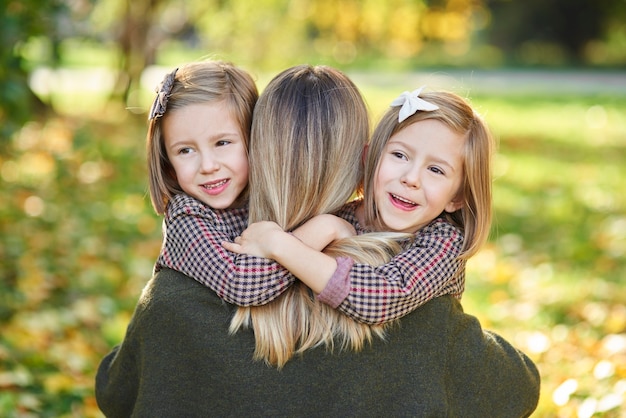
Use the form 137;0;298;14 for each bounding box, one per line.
167;129;241;145
386;138;413;151
430;156;457;173
388;139;458;173
165;137;193;149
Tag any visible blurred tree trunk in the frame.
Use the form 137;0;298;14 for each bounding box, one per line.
111;0;164;103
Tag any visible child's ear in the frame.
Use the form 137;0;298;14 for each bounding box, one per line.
444;195;464;213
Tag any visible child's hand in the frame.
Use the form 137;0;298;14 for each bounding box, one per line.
292;214;356;251
224;218;341;294
222;221;289;259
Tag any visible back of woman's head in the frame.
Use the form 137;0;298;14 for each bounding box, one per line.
232;65;390;368
146;60;258;214
248;64;369;230
363;90;494;259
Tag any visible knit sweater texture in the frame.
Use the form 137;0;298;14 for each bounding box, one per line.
96;268;540;417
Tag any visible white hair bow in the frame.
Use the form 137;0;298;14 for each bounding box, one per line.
390;86;439;122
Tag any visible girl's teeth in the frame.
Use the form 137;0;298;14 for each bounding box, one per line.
204;180;227;189
393;194;415;205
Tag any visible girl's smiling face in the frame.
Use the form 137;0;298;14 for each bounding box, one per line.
163;101;248;209
373;119;465;233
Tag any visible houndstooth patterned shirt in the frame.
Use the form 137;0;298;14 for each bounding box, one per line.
155;194;295;306
156;194;463;323
318;200;465;325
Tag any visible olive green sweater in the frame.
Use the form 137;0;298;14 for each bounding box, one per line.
96;268;540;417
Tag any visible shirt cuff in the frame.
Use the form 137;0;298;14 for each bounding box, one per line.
316;256;354;308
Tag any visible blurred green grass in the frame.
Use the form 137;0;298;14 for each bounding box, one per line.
465;93;626;417
0;75;625;417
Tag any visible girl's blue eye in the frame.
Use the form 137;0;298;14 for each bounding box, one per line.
392;151;407;160
429;166;444;175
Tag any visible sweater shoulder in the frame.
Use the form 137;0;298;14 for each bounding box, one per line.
141;268;231;314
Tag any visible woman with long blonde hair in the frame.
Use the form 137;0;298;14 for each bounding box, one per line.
226;64;413;366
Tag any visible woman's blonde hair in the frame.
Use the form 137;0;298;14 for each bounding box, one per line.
146;60;258;214
363;91;494;259
230;65;406;368
247;65;366;230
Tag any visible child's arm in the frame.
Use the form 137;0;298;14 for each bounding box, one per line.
224;209;465;324
319;218;465;325
222;214;355;294
291;214;356;250
157;194;298;306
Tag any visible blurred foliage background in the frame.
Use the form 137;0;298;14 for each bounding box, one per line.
1;0;625;416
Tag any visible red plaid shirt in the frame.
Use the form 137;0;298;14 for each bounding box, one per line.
155;194;294;306
156;194;464;323
320;200;465;324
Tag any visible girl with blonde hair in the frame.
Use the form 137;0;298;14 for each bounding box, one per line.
226;87;494;333
147;61;353;307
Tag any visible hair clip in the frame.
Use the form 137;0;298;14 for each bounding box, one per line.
148;67;179;121
390;86;439;122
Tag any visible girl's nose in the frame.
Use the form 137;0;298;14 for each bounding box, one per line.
200;154;220;173
401;167;420;188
